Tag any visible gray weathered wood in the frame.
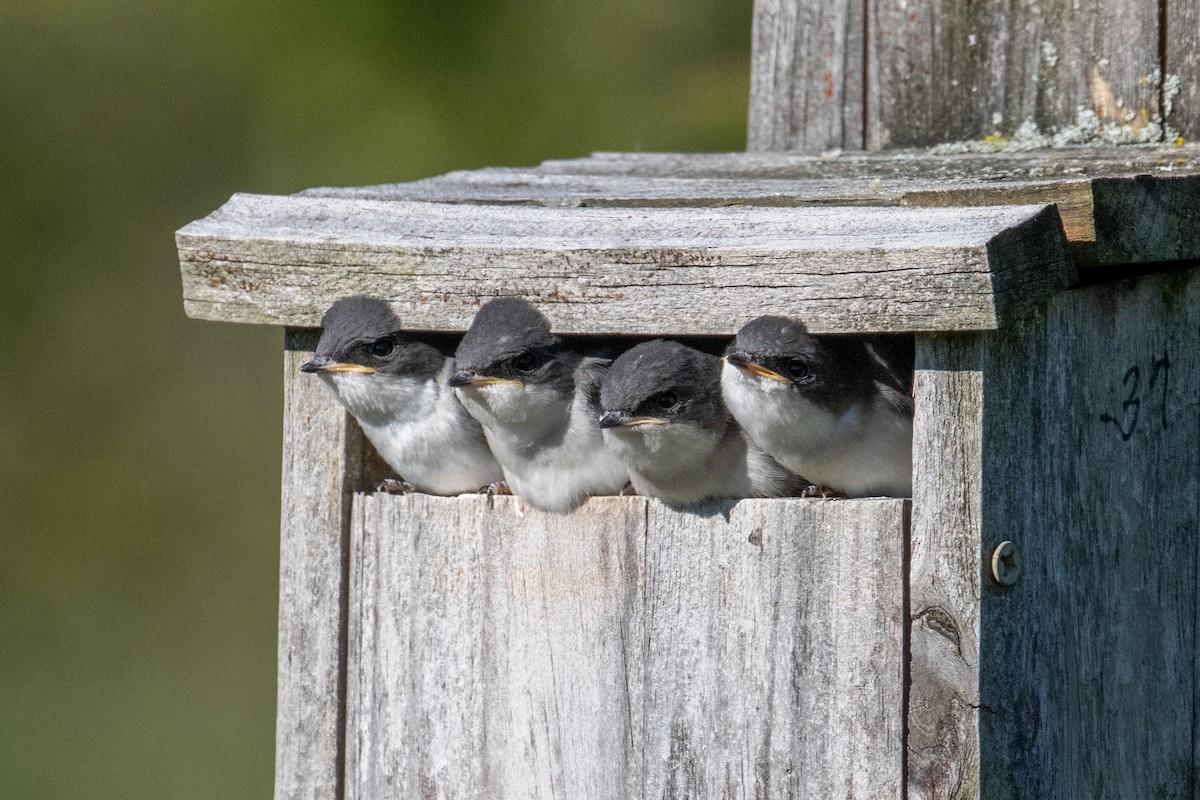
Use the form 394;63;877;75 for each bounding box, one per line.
642;498;907;800
534;149;1200;250
908;333;985;800
178;195;1071;334
1090;174;1200;263
346;494;907;799
541;147;1200;179
346;494;647;800
974;267;1200;797
303;169;913;207
907;267;1200;797
1167;0;1200;141
300;166;1165;250
312;148;1200;248
747;0;864;152
866;0;1162;149
750;0;1166;149
276;329;366;800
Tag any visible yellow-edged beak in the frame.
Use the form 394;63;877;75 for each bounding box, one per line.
741;362;790;383
322;363;378;375
598;411;669;429
725;353;790;384
447;371;524;389
300;357;378;375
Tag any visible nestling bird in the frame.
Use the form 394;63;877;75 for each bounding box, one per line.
300;296;503;495
449;297;628;513
599;339;804;507
721;316;913;498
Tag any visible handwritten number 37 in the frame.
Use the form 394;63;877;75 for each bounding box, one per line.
1099;351;1171;441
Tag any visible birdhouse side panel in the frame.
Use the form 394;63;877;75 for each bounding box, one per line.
978;267;1200;797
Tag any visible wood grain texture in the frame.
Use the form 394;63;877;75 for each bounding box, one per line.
178;194;1071;334
303;168;917;207
868;0;1163;149
747;0;865;152
1090;173;1200;263
1168;0;1200;140
305;169;1106;241
540;147;1200;179
301;149;1200;253
346;494;647;800
276;329;366;800
641;498;907;800
346;494;907;799
908;334;986;800
975;267;1200;797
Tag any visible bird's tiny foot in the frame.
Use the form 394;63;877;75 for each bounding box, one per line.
618;481;639;497
482;481;512;496
379;478;417;494
801;484;845;499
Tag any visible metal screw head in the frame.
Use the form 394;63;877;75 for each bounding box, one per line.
991;541;1021;586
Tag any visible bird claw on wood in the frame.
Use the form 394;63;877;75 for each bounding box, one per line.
379;478;417;495
481;481;512;496
801;484;845;499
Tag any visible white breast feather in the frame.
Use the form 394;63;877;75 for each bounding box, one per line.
721;361;912;497
456;382;627;513
604;421;794;506
322;361;502;495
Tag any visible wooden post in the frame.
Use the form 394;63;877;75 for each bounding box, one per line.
748;0;865;152
749;0;1197;150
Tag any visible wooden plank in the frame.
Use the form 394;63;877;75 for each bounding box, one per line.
868;0;1163;149
539;149;1200;253
1167;0;1200;143
345;494;647;800
302;168;914;207
975;267;1200;796
904;181;1099;246
540;147;1200;179
747;0;865;152
908;333;986;799
346;493;908;798
304;151;1200;252
642;498;907;799
308;170;1104;240
276;329;366;800
178;194;1071;334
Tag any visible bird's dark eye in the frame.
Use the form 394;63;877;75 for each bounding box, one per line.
786;358;813;382
511;352;537;372
369;338;395;358
652;390;679;410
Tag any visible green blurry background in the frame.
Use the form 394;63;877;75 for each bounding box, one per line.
0;1;750;797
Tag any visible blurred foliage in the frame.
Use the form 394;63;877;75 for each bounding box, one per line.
0;0;751;797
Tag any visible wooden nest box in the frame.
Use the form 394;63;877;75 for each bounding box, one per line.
177;1;1200;797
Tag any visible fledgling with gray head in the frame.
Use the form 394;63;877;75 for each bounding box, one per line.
599;339;804;507
722;316;914;498
449;297;628;513
300;296;503;495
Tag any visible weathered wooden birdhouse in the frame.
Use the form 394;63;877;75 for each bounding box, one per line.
178;1;1200;797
